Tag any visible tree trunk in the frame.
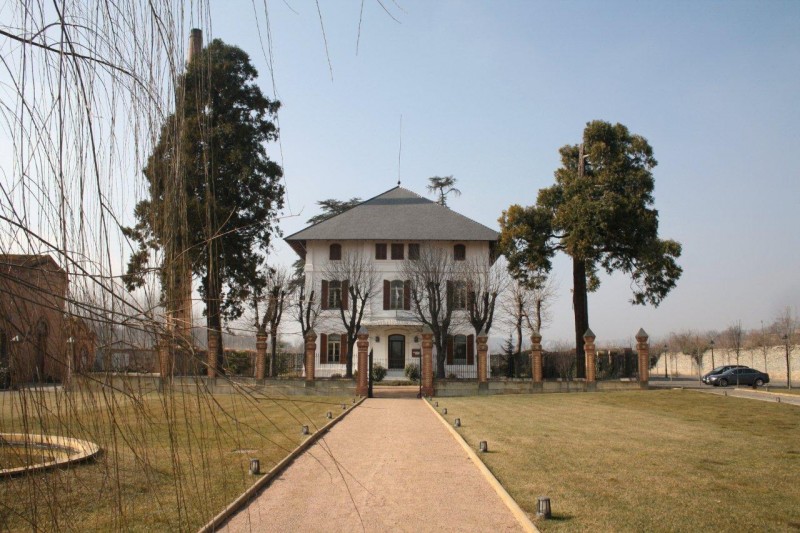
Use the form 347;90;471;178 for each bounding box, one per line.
269;330;278;377
345;336;354;378
436;337;446;378
573;257;588;379
206;256;223;373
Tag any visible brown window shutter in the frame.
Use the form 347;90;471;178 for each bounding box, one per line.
467;334;475;365
403;280;411;310
341;337;348;366
341;280;349;310
383;280;390;310
446;280;454;308
320;333;328;364
321;280;329;310
447;335;454;365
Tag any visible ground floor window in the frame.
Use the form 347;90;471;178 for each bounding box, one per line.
327;334;341;363
454;335;467;363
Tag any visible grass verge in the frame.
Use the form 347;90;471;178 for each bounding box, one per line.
0;384;351;531
438;390;800;532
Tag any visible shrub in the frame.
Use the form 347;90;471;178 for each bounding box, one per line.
446;372;458;380
329;373;343;379
371;364;387;383
404;364;420;382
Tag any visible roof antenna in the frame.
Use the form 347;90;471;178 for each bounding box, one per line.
397;114;402;187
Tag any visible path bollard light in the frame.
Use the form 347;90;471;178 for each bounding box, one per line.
434;401;439;407
249;459;260;475
352;398;356;404
326;411;333;419
301;425;309;435
536;496;552;519
479;441;488;453
442;408;447;415
342;404;347;410
454;418;461;428
778;397;781;403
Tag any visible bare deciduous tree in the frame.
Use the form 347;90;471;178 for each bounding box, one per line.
500;276;557;357
721;320;744;366
463;257;506;339
670;330;707;378
253;267;291;377
402;245;461;378
323;252;378;378
773;307;797;389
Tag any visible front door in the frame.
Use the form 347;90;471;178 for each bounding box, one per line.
388;335;405;370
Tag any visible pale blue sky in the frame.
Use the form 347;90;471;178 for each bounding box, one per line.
202;0;799;345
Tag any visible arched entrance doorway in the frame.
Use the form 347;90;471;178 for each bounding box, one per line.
388;334;405;370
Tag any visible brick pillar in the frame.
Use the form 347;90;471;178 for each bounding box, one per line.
584;328;597;385
356;327;369;396
421;328;434;397
255;331;267;380
636;328;650;387
531;330;543;384
207;330;219;378
477;329;488;386
158;335;172;385
304;331;317;383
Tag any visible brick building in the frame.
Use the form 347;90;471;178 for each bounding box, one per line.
0;255;95;387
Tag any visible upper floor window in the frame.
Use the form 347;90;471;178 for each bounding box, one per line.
452;281;467;310
408;243;420;260
390;280;405;310
375;243;387;260
391;243;404;260
328;280;342;309
454;244;466;261
327;334;341;363
329;243;342;260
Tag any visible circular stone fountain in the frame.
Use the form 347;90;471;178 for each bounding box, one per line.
0;433;100;477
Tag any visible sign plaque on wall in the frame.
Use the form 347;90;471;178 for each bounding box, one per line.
412;348;421;358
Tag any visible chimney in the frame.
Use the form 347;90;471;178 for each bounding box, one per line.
187;28;202;64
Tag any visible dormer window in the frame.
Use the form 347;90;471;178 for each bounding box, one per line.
329;243;342;260
454;244;466;261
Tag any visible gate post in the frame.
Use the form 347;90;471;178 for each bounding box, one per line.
584;328;597;391
636;328;650;389
477;329;488;390
356;327;369;396
304;331;317;385
531;330;543;389
255;330;267;380
421;327;434;397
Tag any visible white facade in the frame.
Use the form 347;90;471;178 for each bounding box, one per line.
306;240;490;379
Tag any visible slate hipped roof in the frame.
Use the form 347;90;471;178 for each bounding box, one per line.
285;186;499;258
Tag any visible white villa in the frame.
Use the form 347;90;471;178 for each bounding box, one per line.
285;186;499;380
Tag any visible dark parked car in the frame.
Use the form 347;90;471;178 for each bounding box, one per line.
701;365;747;384
708;367;770;388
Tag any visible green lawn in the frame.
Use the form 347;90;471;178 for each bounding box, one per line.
438;390;800;532
0;384;351;531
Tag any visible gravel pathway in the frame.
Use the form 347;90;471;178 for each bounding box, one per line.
222;395;523;532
